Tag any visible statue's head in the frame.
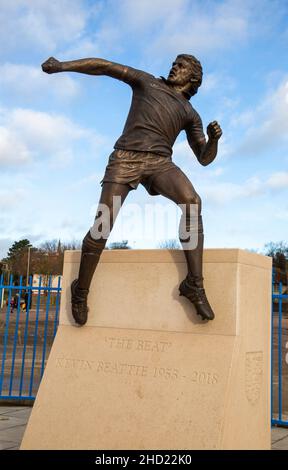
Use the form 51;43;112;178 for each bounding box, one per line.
167;54;202;97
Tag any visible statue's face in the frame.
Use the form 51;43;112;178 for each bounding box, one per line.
167;57;192;86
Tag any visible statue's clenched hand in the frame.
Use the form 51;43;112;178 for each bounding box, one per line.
41;57;62;74
207;121;222;140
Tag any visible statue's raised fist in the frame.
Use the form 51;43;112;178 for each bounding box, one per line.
41;57;62;74
207;121;222;141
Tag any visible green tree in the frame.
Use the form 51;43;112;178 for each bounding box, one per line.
4;239;32;283
3;238;82;282
6;239;32;259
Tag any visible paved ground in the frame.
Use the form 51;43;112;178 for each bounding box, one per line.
0;406;32;450
0;405;287;450
272;425;288;450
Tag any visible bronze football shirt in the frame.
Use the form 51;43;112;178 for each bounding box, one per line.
111;65;205;158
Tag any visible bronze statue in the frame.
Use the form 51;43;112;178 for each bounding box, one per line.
42;55;222;325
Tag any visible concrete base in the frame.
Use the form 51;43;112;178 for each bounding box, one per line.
21;249;272;450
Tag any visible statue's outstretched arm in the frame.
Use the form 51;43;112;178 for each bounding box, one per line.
41;56;135;82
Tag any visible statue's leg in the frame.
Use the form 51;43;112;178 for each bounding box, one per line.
71;182;131;325
150;168;214;321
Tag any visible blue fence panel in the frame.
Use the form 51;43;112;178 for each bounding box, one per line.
0;275;61;401
272;280;288;427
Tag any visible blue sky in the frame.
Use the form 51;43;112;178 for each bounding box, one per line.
0;0;288;258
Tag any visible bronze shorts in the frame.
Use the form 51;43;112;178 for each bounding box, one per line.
100;149;181;196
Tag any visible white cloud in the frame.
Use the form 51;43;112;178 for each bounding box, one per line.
114;0;276;59
10;108;85;149
1;0;286;65
275;209;288;220
0;188;28;209
230;110;255;128
201;74;221;94
0;126;31;166
202;176;263;205
0;238;14;260
118;0;187;30
202;170;288;206
0;63;80;101
267;172;288;189
169;142;288;207
172;139;269;205
68;172;104;190
234;78;288;156
0;0;91;55
0;107;105;168
148;16;247;58
174;135;231;165
206;167;225;178
61;39;102;60
34;0;283;66
60;24;123;60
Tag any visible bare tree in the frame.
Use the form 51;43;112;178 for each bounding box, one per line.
2;238;82;282
157;239;181;249
264;241;288;284
108;240;131;249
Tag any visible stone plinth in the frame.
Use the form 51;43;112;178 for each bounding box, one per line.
21;249;272;450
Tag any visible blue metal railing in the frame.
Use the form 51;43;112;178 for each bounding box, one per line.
0;274;61;400
272;280;288;426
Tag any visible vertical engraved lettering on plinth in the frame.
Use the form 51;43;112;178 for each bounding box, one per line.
245;351;263;405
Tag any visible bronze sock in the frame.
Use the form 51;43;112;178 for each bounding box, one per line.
180;214;204;288
77;231;106;291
